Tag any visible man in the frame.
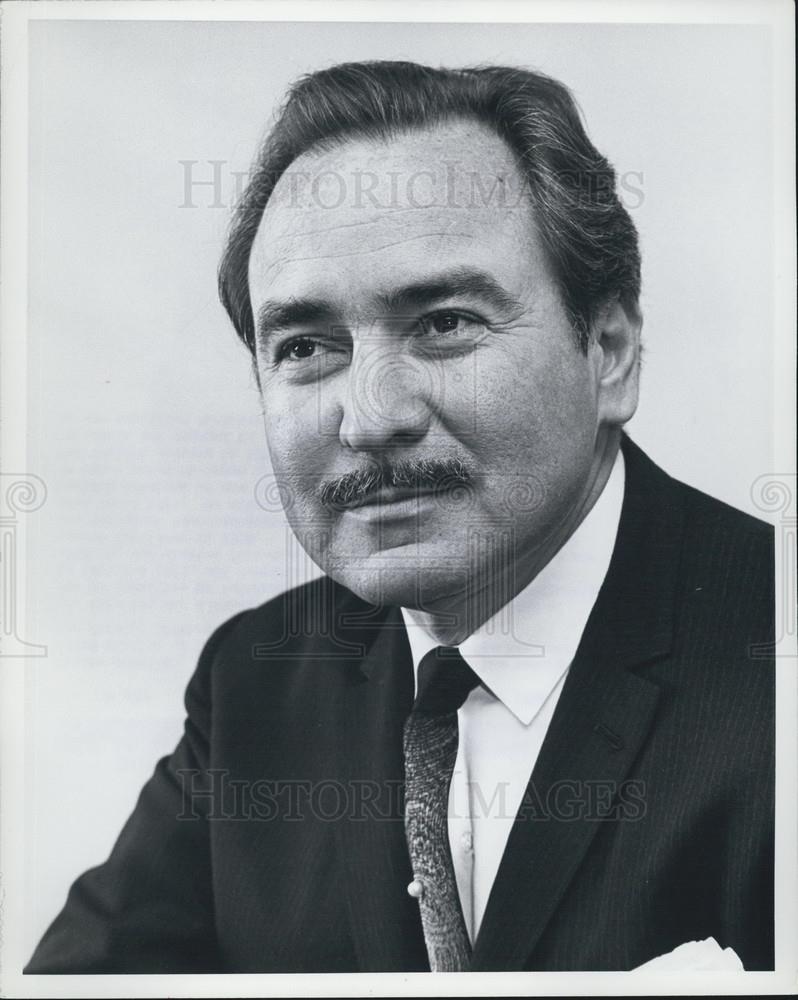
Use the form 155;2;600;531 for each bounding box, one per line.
26;61;774;974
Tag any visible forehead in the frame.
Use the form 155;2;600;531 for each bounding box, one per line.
247;119;547;310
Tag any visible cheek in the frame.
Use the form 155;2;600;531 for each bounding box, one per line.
459;356;585;444
263;397;347;527
263;406;315;498
262;403;291;472
456;352;598;504
262;371;347;452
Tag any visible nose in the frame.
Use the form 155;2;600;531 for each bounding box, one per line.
338;340;435;452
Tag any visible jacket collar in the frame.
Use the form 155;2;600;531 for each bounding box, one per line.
470;434;684;969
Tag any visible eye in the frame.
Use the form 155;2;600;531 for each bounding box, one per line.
430;311;461;334
420;310;486;338
268;335;350;382
277;337;319;362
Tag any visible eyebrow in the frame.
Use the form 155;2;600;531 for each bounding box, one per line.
254;267;524;345
255;299;336;346
378;267;525;317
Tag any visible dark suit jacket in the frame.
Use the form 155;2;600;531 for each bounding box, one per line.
26;436;775;973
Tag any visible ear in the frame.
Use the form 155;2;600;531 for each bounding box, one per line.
592;298;642;427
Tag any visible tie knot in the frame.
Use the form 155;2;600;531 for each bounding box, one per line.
413;646;480;715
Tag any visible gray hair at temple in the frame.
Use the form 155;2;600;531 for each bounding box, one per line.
218;60;641;357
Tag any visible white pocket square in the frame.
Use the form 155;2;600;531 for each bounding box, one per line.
633;936;744;971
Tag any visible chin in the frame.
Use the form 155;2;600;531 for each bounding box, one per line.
323;560;470;610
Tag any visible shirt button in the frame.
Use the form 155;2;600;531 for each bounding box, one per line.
407;879;425;899
461;831;473;852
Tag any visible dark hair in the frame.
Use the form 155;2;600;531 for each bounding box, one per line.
218;60;641;356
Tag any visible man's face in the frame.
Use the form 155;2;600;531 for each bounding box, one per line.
248;121;613;610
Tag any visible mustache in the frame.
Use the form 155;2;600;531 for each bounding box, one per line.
319;457;472;510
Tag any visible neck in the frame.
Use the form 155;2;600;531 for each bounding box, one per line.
405;427;623;646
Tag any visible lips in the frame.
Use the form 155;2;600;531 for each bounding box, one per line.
345;486;436;510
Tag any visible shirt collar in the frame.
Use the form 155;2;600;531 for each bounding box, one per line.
401;449;626;725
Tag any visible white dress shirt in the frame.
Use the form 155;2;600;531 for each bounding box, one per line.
401;449;625;943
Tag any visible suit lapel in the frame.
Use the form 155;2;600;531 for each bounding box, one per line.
471;436;685;970
332;604;429;971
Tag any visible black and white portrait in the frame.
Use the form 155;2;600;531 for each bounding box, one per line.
2;3;795;996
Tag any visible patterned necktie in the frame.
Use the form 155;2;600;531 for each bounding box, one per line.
403;645;481;972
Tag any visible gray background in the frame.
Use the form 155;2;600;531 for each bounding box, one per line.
25;19;774;951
